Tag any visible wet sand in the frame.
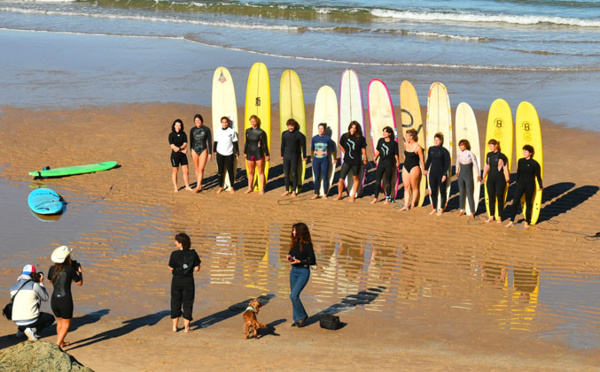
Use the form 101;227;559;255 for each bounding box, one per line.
0;103;599;371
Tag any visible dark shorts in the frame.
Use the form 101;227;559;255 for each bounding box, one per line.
339;162;360;179
171;152;188;167
51;296;74;319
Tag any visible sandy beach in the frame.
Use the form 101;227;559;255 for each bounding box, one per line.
0;101;599;370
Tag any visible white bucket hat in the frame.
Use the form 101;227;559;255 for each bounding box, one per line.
51;245;73;263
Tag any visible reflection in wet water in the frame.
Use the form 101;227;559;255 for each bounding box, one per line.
2;178;599;349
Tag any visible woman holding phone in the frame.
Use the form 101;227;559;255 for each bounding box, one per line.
286;223;316;328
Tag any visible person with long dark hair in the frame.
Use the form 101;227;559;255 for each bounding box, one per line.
189;114;212;193
372;126;400;204
48;245;82;348
335;121;368;202
244;115;270;194
169;119;193;192
424;132;451;216
286;223;316;328
506;144;543;228
482;139;510;223
213;116;239;194
168;232;201;333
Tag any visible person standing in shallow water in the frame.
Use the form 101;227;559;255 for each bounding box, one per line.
169;232;201;333
189;114;212;193
169;119;193;192
506;144;543;229
287;223;317;328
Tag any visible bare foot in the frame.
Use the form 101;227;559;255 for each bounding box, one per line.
311;194;319;200
172;326;178;332
291;192;297;198
184;328;192;333
59;341;71;347
194;187;201;194
173;188;179;193
334;195;342;201
429;209;437;215
259;191;265;195
245;188;253;194
348;196;355;202
496;219;502;224
485;217;494;223
323;195;328;199
400;205;409;211
229;189;235;194
505;221;514;228
523;222;530;229
371;198;377;204
384;199;390;205
216;187;223;195
281;191;290;197
436;210;443;216
457;211;464;218
185;186;194;191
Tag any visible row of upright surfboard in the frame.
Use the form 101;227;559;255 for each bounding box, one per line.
212;64;543;224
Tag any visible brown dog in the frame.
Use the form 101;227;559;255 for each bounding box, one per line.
243;299;267;339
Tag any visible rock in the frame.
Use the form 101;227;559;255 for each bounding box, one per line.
0;341;93;372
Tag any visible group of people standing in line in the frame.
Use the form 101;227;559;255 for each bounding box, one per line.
168;222;317;332
169;115;542;226
9;245;83;347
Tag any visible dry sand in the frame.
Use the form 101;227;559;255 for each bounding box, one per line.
0;103;599;371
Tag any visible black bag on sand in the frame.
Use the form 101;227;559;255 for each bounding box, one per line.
319;313;341;330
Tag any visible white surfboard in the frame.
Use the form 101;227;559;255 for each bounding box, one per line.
212;66;238;190
313;85;339;196
339;68;366;198
455;102;481;215
426;82;453;211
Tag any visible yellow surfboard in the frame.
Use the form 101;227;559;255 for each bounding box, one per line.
245;62;271;192
280;69;306;194
400;80;426;207
515;101;543;225
484;99;513;219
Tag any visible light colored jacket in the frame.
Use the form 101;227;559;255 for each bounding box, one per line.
10;275;49;323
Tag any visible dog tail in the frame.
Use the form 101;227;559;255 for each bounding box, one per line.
258;322;267;328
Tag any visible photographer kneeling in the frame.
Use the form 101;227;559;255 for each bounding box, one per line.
10;264;55;341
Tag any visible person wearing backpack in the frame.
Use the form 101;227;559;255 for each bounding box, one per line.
168;233;201;333
10;264;55;340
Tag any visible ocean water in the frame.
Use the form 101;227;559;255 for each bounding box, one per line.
1;0;600;130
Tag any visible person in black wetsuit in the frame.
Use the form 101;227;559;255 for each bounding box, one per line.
424;132;451;216
286;222;316;328
48;245;82;348
169;119;193;193
213;116;239;194
244;115;270;195
482;139;510;223
169;233;201;333
189;114;212;193
335;121;368;202
506;145;543;228
401;129;425;210
372;126;400;204
281;118;307;197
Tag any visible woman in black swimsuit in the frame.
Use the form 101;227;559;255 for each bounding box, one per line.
189;114;212;193
401;129;424;210
48;245;82;348
244;115;270;194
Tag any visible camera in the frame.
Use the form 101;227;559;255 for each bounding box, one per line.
71;260;81;270
31;272;44;283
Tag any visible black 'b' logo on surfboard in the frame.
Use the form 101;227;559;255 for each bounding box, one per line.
255;97;261;107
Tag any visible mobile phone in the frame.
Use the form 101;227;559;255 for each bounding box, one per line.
288;256;295;262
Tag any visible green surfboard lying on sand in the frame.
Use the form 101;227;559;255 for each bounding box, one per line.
29;161;118;178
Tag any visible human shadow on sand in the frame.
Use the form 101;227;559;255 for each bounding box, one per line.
303;286;386;328
66;310;170;351
191;294;275;331
538;185;599;223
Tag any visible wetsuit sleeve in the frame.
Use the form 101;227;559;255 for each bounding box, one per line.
168;132;175;145
516;158;524;184
281;132;286;157
425;148;432;169
534;160;543;188
311;136;316;153
262;131;270;156
168;251;177;269
189;128;196;150
301;132;307;158
244;129;249;155
207;128;213;155
443;148;451;174
213;140;218;154
72;267;82;283
193;250;201;268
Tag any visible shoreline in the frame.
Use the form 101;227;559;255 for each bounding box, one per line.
0;102;599;370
